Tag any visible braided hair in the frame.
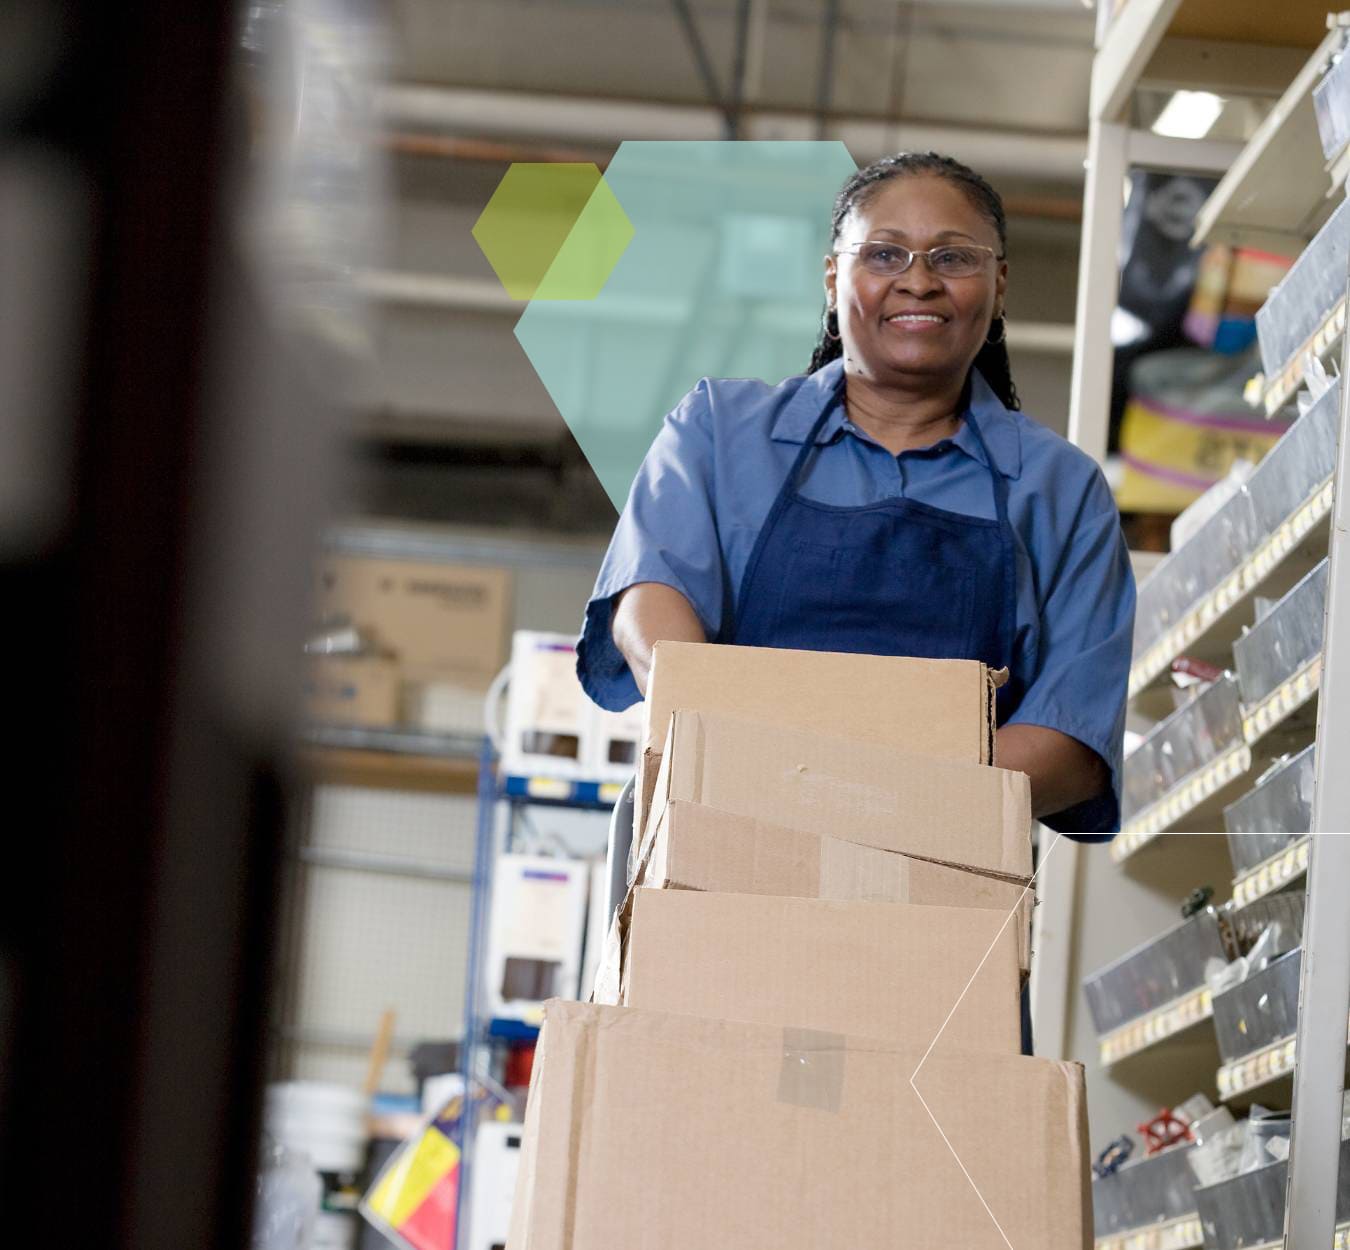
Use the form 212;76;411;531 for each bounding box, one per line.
807;152;1020;411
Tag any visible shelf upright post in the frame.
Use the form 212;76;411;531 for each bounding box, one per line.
1282;834;1350;1250
455;736;502;1250
1311;237;1350;833
1288;229;1350;1249
1069;118;1129;464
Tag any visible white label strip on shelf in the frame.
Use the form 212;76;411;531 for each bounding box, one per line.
1109;830;1157;863
1232;838;1311;909
1099;988;1213;1066
1241;656;1322;743
1264;298;1347;416
1217;1014;1350;1100
1095;1215;1204;1250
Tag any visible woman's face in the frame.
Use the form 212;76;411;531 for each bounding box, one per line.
824;174;1007;388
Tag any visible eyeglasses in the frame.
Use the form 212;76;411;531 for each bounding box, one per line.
834;240;1002;279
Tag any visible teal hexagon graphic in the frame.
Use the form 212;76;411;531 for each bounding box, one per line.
513;141;859;510
472;163;633;301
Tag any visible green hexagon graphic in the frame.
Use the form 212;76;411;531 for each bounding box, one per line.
472;163;633;301
514;142;858;511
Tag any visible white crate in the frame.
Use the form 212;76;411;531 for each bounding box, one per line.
484;854;590;1024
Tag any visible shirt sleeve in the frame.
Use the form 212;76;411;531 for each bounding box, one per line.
576;379;726;711
1007;465;1137;836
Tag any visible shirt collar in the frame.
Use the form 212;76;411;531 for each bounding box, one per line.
770;358;1023;480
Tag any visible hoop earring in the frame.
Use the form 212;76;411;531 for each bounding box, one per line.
823;307;841;342
985;315;1006;346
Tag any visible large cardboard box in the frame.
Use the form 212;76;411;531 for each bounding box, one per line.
637;800;1031;973
315;555;512;691
642;641;1002;761
507;999;1091;1250
636;642;1009;847
303;654;400;727
620;888;1021;1054
647;709;1031;881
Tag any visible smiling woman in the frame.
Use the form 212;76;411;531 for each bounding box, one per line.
576;152;1137;835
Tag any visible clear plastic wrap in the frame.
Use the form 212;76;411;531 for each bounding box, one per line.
1224;745;1315;839
1132;378;1339;662
1255;195;1350;380
1123;674;1244;821
1194;1136;1350;1250
1092;1144;1199;1237
1212;948;1303;1063
1246;378;1340;535
1233;558;1330;707
1083;908;1237;1036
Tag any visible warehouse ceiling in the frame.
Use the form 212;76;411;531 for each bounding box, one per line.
355;0;1096;531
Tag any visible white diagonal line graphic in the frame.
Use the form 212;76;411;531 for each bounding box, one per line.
909;830;1065;1250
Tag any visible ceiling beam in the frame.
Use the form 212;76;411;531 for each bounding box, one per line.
379;84;1089;182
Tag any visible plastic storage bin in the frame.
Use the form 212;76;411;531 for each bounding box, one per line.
1194;1136;1350;1250
1083;908;1236;1036
1256;195;1350;380
1123;674;1244;822
1224;746;1315;840
1131;379;1340;662
1233;559;1329;708
1246;379;1340;536
1212;948;1303;1064
1092;1144;1198;1237
1315;42;1350;161
1133;493;1261;661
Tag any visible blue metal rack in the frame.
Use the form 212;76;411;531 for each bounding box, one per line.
453;742;619;1250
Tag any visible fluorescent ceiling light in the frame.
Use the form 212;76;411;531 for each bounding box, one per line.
1151;90;1225;140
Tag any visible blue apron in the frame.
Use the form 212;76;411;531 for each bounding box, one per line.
731;396;1022;720
730;391;1033;1051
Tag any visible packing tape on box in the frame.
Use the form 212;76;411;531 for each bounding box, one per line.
818;837;903;899
777;1027;846;1112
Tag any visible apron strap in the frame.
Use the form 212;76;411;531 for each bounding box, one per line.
961;409;1011;528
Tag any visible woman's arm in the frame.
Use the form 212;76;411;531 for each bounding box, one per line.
611;582;708;696
995;723;1110;820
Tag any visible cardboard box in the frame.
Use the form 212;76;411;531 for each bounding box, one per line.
638;800;1031;973
315;555;512;689
647;709;1031;881
636;641;1007;841
621;888;1021;1054
303;654;400;727
506;999;1091;1250
642;641;1003;760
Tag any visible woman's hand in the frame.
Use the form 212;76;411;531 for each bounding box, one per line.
995;723;1109;820
612;582;707;695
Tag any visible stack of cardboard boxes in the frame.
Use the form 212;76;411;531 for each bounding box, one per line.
506;642;1091;1250
307;554;512;731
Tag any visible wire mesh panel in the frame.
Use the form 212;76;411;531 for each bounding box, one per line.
283;784;479;1093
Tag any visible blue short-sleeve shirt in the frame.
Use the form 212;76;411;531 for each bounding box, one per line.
577;358;1137;834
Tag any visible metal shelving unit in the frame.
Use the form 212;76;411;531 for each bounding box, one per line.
454;743;617;1250
1074;8;1350;1247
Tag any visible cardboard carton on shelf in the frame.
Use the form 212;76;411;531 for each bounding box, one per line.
314;555;512;718
506;1000;1092;1250
634;800;1032;974
303;653;400;728
613;888;1021;1055
645;708;1032;881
